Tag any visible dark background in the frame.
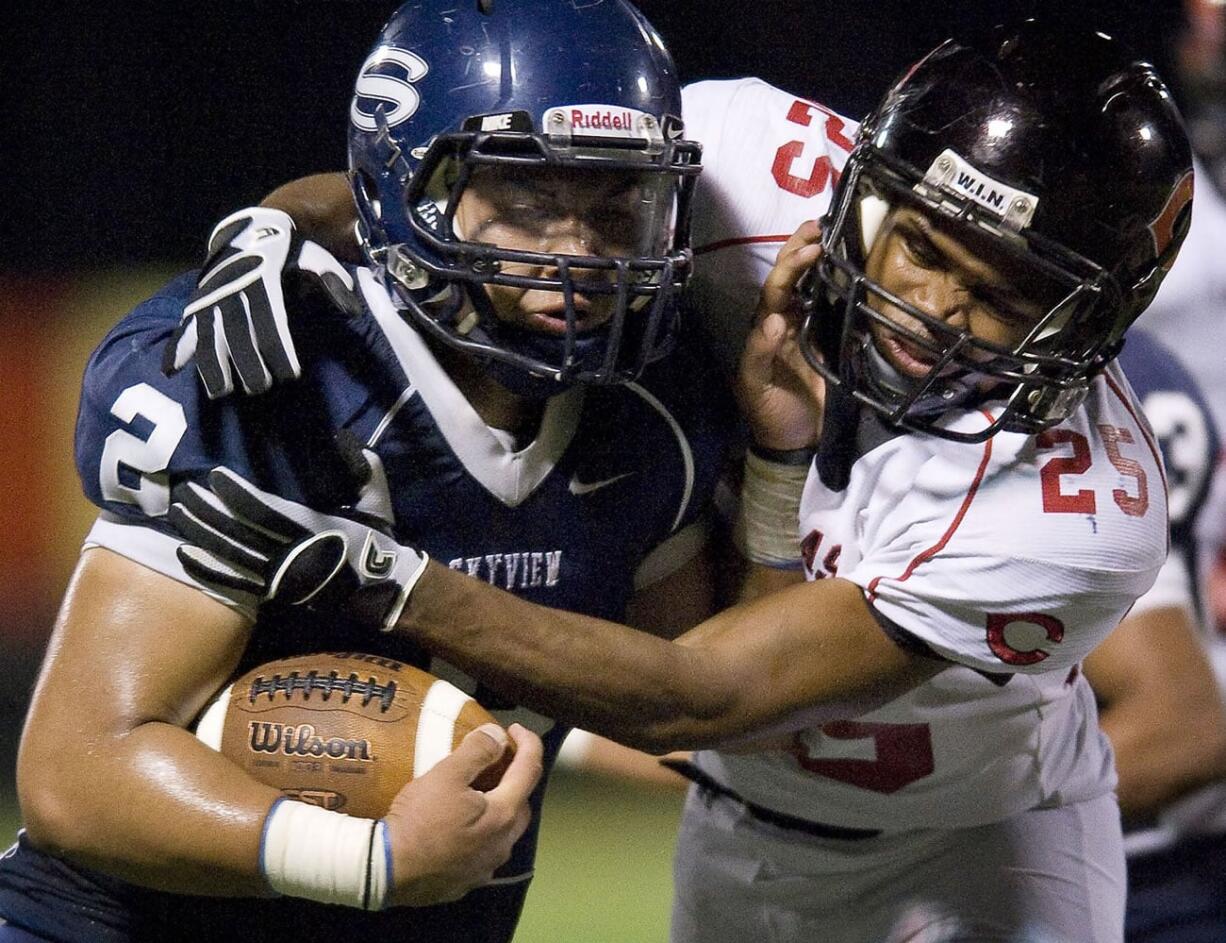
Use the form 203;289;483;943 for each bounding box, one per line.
7;0;1191;273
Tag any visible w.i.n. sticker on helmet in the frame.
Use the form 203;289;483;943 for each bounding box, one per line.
921;148;1039;231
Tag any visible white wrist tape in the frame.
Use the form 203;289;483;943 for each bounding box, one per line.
736;451;809;567
260;798;391;910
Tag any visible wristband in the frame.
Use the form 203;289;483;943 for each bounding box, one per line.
748;443;817;466
735;450;810;568
260;797;391;910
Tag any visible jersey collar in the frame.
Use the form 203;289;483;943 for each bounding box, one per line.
358;268;584;507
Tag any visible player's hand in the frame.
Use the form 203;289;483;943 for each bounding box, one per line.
737;220;827;450
168;450;425;631
163;207;362;399
383;722;543;906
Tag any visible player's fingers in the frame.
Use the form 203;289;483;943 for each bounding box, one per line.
771;218;822;263
506;794;533;846
194;310;235;399
485;723;544;805
246;285;299;383
207;467;314;542
437;723;513;788
196;250;257;295
163;318;197;377
292;240;364;320
177;544;266;596
171;481;285;558
757;241;821;324
296;239;354;288
220;294;273;396
739;311;789;388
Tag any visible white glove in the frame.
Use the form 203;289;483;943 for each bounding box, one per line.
169;446;427;631
164;207;360;398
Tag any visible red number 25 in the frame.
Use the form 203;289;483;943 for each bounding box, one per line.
1037;426;1148;516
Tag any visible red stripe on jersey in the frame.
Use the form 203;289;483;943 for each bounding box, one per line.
866;411;996;601
693;234;791;256
1104;371;1168;494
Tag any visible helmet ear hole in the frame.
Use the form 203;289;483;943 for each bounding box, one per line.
858;194;890;255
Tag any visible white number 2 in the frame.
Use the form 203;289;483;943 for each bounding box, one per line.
99;383;187;516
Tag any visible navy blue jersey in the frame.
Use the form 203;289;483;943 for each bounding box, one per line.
1117;329;1220;619
0;268;731;943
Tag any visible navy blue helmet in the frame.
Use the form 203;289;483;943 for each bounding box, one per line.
804;20;1195;442
348;0;701;393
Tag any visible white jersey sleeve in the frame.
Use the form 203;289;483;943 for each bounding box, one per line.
682;79;858;377
841;366;1169;677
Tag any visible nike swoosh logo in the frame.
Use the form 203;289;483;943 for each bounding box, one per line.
568;472;634;496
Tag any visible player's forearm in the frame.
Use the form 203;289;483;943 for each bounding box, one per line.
398;561;746;752
397;563;924;753
19;717;280;895
17;548;280;896
1086;605;1226;819
261;172;361;262
1100;701;1226;819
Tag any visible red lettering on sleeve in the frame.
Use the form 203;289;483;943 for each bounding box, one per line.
771;99;853;198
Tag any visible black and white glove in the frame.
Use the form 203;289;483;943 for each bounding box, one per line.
169;449;427;632
163;207;361;399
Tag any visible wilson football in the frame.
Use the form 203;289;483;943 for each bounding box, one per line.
194;651;512;817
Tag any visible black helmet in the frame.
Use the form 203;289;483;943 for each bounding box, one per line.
804;19;1194;442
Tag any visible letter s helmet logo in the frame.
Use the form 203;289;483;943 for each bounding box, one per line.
350;46;430;132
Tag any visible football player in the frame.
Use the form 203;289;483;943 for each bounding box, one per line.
1086;329;1226;943
1085;6;1226;938
0;2;726;942
168;21;1196;942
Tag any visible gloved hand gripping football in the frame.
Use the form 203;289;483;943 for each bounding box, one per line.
164;206;361;398
169;446;427;632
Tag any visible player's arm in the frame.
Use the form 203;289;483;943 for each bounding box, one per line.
400;562;940;752
1084;604;1226;818
18;546;540;906
172;468;937;753
167;219;912;752
16;547;273;894
260;172;361;262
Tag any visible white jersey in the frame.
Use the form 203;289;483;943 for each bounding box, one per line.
680;78;1169;831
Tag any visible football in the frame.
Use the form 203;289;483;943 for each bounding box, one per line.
194;651;512;817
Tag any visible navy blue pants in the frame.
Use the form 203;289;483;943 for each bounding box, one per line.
1126;833;1226;943
0;921;51;942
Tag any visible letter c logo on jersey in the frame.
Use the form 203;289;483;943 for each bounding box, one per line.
985;612;1065;666
351;46;430;132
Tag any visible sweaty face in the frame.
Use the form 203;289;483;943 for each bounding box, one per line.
862;206;1063;381
451;164;674;336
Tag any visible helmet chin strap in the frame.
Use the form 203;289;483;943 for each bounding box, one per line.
861;340;986;419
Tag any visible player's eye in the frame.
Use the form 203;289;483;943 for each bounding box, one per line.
901;229;942;269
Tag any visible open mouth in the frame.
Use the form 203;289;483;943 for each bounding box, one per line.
879;333;939;378
525;309;608;336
